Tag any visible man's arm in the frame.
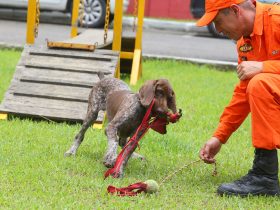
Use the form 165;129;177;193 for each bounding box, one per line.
200;81;250;163
213;80;250;143
263;60;280;74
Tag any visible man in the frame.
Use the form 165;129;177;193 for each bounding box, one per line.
196;0;280;196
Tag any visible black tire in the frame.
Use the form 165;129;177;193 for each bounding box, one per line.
79;0;106;28
207;22;228;39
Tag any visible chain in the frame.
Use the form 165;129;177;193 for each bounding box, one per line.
133;0;138;32
104;0;111;44
34;0;40;38
159;160;218;186
78;0;84;27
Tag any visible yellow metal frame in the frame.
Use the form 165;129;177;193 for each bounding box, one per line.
0;113;8;120
71;0;80;38
92;112;107;129
129;0;145;85
25;0;146;128
26;0;37;44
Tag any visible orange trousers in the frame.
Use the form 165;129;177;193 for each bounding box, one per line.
247;73;280;149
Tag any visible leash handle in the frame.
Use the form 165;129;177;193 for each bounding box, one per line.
159;160;218;186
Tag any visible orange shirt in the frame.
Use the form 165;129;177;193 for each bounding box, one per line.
214;2;280;143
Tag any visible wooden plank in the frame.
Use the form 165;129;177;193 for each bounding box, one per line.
1;93;104;122
1;103;104;122
65;29;113;45
29;47;118;61
11;82;92;102
25;45;119;56
21;54;116;68
0;44;118;123
20;75;96;88
19;66;101;85
4;93;87;113
47;41;97;51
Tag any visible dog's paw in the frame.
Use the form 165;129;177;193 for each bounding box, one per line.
131;152;145;161
64;149;76;157
103;153;117;168
112;171;124;178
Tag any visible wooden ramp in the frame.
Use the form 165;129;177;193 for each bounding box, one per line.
47;29;114;50
0;45;119;123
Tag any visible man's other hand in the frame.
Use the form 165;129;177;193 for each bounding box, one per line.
199;137;222;164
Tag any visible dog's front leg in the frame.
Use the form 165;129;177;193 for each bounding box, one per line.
113;128;146;178
104;122;119;168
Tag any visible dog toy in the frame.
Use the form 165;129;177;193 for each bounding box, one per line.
107;179;159;196
107;161;218;196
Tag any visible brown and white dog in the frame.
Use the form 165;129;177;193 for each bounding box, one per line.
65;74;178;177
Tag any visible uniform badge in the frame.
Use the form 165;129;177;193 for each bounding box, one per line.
239;43;253;52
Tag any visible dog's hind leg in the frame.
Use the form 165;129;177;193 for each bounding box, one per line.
64;89;104;157
64;107;98;157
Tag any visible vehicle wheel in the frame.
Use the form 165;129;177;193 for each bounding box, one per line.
79;0;106;28
207;22;227;39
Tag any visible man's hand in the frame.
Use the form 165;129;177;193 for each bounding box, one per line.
237;61;263;80
199;137;222;164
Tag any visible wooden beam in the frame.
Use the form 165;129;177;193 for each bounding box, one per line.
47;41;96;51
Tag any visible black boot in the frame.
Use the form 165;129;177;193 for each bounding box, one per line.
217;149;280;197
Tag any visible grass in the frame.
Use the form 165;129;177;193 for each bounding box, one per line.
0;49;279;209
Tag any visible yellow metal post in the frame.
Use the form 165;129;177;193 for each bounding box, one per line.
26;0;37;44
115;60;120;79
112;0;123;52
130;49;141;85
71;0;80;38
130;0;145;85
135;0;145;50
92;112;107;129
112;0;123;79
0;113;8;120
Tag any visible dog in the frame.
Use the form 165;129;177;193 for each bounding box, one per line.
65;73;178;177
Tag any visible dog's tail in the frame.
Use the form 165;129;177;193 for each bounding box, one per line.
97;72;105;80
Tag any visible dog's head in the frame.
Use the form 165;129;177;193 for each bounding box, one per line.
139;79;177;116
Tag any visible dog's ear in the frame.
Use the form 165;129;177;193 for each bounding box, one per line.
139;80;158;107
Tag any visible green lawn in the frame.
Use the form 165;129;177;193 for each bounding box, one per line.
0;49;279;209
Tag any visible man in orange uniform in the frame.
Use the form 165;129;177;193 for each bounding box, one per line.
196;0;280;196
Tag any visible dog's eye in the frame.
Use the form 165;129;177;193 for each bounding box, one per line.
168;96;173;101
156;90;164;97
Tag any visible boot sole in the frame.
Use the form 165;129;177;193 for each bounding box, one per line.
217;189;280;197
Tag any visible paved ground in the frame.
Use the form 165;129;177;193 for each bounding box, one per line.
0;15;238;68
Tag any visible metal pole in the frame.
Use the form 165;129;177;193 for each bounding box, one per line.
26;0;37;44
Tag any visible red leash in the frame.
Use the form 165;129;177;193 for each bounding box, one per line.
104;99;182;179
104;99;156;178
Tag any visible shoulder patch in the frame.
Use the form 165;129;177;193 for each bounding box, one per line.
239;43;253;53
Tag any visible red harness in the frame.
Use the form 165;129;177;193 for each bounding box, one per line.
104;99;182;179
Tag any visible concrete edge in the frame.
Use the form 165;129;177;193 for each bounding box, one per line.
122;17;208;34
0;43;237;70
143;54;237;70
0;42;24;51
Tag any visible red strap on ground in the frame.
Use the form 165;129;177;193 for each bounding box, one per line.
107;182;148;196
